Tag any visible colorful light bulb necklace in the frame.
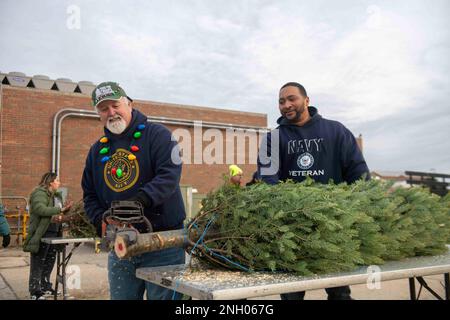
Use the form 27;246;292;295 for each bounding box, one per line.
99;123;146;178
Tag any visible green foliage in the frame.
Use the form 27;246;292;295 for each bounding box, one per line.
187;179;450;276
441;193;450;243
65;201;97;238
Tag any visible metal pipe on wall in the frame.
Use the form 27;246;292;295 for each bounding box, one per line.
56;112;98;176
52;108;98;172
53;108;269;175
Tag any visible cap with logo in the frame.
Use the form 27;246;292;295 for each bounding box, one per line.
92;81;133;108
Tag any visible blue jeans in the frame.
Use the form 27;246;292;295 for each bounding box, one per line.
108;247;185;300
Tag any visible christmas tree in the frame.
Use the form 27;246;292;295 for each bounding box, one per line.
186;178;450;276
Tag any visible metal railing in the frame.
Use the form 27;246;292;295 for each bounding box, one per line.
1;196;30;244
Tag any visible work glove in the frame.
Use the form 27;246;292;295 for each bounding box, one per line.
2;234;10;248
126;191;152;209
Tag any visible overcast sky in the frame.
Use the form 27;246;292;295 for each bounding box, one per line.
1;0;449;173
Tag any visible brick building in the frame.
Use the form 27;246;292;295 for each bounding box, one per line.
0;72;267;214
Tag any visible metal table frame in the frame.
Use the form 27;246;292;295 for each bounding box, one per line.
41;237;96;300
409;274;450;300
136;249;450;300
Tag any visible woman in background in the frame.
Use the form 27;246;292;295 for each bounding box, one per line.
23;172;72;300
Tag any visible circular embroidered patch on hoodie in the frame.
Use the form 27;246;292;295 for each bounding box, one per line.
297;152;314;170
104;148;139;192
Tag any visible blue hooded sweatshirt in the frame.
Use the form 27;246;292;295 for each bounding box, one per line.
82;109;186;234
257;106;370;185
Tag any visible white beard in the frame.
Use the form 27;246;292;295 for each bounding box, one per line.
106;116;127;134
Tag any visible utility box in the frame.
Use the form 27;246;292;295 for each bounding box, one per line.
180;185;193;222
31;75;54;90
179;185;205;223
6;72;31;87
192;193;206;218
77;81;96;95
55;78;77;93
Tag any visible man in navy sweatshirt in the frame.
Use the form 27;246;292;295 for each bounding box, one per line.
257;82;370;300
82;82;186;300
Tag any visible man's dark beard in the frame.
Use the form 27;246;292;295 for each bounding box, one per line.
285;104;305;123
286;111;301;123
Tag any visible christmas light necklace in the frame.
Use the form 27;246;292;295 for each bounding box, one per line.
98;123;146;178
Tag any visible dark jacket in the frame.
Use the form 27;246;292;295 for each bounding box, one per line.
82;109;186;235
258;106;370;185
23;187;61;253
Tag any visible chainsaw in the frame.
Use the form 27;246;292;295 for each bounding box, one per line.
101;201;152;250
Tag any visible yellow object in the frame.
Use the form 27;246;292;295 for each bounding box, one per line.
5;211;29;242
128;154;137;161
229;165;243;177
100;137;108;143
94;239;101;254
22;213;29;240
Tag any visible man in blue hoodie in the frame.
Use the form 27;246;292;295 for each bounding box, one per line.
82;82;186;300
258;82;370;300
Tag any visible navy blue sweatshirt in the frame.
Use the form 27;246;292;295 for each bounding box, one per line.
257;106;370;185
82;109;186;233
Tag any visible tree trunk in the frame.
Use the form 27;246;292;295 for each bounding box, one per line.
114;229;198;259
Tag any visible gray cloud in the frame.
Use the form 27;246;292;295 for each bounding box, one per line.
1;0;449;173
350;100;450;173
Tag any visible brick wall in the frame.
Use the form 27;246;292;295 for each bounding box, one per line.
0;85;267;206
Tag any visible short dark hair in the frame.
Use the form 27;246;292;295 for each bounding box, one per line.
38;172;57;189
280;82;308;97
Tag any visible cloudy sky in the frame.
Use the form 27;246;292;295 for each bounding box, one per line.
1;0;449;173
